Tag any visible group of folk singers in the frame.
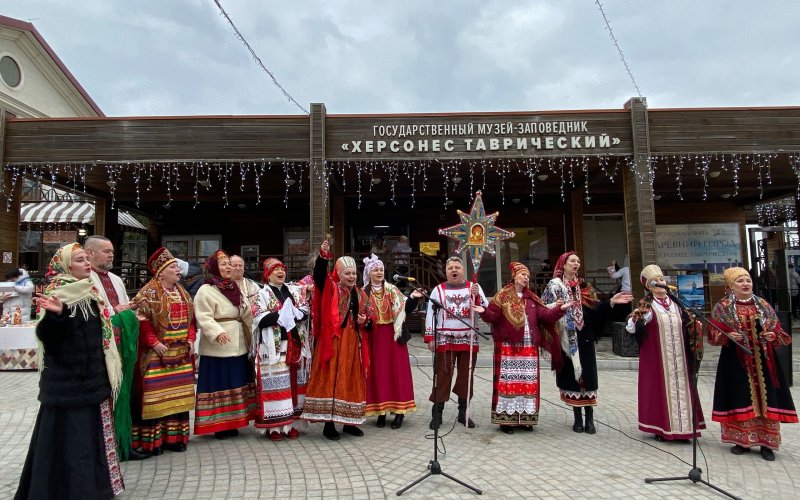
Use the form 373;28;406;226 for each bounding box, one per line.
14;238;798;499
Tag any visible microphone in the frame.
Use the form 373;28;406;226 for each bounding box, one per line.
651;283;677;291
393;274;416;282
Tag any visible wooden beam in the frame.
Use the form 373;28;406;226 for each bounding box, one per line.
623;97;656;298
309;104;329;252
570;189;584;259
0;109;21;275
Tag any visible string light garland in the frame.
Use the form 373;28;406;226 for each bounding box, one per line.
212;0;308;114
648;152;782;201
594;0;643;98
746;195;796;226
2;160;308;210
3;152;800;213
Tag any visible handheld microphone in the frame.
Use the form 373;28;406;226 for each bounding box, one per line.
651;283;677;291
393;274;416;282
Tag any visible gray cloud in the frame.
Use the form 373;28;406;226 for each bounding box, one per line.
4;0;798;116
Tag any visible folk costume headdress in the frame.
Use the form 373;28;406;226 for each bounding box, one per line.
262;257;285;284
204;250;242;308
640;264;664;292
40;243;123;401
723;267;751;288
362;253;383;288
510;261;528;281
134;247;194;334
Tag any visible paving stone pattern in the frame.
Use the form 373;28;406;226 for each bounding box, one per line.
1;336;799;499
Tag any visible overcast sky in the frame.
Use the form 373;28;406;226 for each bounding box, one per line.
3;1;799;116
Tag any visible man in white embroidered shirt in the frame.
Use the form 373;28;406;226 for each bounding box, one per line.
424;256;487;430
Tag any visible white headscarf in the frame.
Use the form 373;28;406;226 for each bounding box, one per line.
362;253;384;287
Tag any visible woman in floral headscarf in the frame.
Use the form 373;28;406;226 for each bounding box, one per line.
193;250;257;439
303;238;375;440
709;267;797;461
362;253;420;429
131;247;196;455
475;262;568;434
16;243;125;499
541;251;632;435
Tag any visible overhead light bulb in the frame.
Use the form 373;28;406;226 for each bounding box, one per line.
707;171;721;178
537;174;549;181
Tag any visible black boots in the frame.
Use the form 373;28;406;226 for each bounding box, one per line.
572;407;584;433
457;398;475;428
572;406;596;434
429;402;445;430
391;414;404;429
584;406;596;434
323;421;340;441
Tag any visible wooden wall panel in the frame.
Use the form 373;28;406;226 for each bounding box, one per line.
309;104;329;251
0;109;21;274
649;108;800;153
4;117;310;163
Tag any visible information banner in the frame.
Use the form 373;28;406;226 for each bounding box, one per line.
656;223;741;271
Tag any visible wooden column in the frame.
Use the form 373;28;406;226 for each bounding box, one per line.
309;103;330;251
0;109;21;275
332;195;345;257
570;189;584;258
623;97;656;298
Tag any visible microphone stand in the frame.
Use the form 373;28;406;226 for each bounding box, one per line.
644;287;747;500
396;279;483;496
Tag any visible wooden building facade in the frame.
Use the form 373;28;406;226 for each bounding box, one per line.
1;98;799;296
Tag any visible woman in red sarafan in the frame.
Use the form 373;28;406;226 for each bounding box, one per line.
475;261;567;434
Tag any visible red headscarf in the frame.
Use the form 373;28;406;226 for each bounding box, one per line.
553;251;577;279
204;250;242;307
553;251;598;307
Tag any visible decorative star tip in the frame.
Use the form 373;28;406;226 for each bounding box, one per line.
438;190;515;276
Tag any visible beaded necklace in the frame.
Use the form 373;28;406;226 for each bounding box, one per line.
371;283;391;316
163;285;184;330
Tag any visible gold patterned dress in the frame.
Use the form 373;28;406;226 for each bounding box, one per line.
709;295;797;449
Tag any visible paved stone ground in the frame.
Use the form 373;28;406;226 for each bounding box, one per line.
1;337;799;499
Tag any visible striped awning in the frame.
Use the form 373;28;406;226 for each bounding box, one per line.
20;201;94;224
118;211;147;230
20;202;148;230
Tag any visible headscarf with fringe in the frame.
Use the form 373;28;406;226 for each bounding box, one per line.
39;243;122;402
204;250;242;308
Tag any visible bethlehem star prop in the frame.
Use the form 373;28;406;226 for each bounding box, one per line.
438;191;515;279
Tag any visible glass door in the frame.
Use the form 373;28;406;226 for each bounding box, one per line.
162;234;222;263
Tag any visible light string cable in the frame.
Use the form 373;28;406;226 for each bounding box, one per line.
213;0;309;114
594;0;643;98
